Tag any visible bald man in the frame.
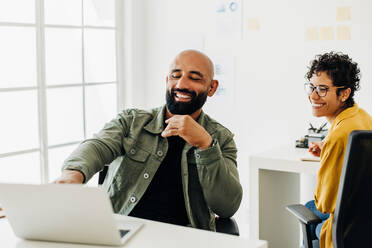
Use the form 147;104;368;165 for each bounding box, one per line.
54;50;242;231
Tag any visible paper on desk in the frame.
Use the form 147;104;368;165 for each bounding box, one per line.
301;155;321;162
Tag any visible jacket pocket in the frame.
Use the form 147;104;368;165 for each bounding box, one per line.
113;145;151;188
126;144;151;162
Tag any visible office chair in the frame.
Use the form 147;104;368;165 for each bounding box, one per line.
286;130;372;248
98;165;240;236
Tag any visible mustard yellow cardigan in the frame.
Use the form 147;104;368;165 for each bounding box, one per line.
315;104;372;248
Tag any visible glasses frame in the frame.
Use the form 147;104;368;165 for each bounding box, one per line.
304;83;345;97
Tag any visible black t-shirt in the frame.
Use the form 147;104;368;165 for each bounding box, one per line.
129;135;189;226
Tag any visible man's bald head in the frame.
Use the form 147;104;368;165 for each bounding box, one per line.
169;50;215;82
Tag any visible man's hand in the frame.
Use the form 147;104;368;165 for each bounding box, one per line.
52;170;84;184
161;115;212;150
308;141;323;157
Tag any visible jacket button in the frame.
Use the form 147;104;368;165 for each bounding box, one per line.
196;154;201;159
130;149;136;155
130;196;136;203
143;173;149;179
157;150;163;157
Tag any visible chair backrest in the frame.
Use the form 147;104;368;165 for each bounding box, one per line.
333;130;372;248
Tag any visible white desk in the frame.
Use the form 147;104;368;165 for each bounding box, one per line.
0;215;267;248
249;146;320;248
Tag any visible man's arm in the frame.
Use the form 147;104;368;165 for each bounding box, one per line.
53;170;84;184
53;114;128;183
194;137;242;218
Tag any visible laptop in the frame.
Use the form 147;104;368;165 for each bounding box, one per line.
0;183;143;246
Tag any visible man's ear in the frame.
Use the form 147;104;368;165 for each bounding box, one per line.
166;75;169;84
208;80;219;97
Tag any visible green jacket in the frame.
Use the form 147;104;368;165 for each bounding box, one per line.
63;105;242;230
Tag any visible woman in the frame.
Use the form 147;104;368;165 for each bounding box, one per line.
304;52;372;247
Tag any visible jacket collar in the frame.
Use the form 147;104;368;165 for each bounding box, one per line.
331;103;359;131
143;105;167;134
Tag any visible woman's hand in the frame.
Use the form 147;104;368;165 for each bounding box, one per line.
308;141;324;157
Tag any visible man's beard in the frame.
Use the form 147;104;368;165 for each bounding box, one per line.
166;88;208;115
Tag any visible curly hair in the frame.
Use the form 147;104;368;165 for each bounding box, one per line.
305;52;361;108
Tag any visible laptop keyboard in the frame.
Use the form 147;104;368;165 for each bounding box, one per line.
119;229;130;238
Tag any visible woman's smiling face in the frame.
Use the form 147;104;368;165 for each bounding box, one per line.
308;71;348;123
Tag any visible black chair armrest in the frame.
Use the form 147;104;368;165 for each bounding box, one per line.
215;217;239;236
98;165;109;185
286;204;322;225
286;204;322;248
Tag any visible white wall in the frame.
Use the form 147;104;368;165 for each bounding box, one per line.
124;0;372;237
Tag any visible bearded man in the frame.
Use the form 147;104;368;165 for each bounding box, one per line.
54;50;242;231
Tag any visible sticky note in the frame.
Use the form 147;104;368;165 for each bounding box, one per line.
336;7;351;21
337;26;351;40
306;27;319;40
246;18;259;31
319;26;334;40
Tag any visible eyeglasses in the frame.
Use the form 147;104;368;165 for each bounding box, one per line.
304;83;345;97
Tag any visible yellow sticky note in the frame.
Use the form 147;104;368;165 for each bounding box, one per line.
336;7;351;21
246;18;259;31
306;27;319;40
319;26;334;40
337;26;351;40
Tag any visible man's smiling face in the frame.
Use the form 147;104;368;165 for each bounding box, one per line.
165;50;216;116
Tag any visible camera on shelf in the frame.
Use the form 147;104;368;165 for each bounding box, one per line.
295;123;328;148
